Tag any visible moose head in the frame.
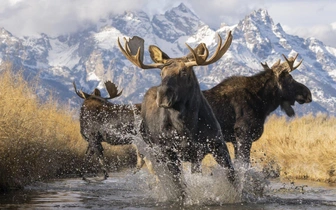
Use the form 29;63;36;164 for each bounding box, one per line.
261;54;312;116
73;81;123;102
117;32;233;109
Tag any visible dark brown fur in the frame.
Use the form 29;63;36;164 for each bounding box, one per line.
203;57;312;165
118;33;235;197
140;60;234;197
74;81;143;179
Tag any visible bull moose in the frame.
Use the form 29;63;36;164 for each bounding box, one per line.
73;81;144;179
118;32;235;197
202;54;312;166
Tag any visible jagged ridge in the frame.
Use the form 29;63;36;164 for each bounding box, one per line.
0;4;335;115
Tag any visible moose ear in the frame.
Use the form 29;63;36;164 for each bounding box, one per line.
260;62;271;70
149;45;170;64
185;43;208;62
271;59;281;69
92;88;101;96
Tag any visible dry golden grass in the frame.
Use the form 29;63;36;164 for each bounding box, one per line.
0;63;136;191
252;114;336;183
203;114;336;183
1;62;335;192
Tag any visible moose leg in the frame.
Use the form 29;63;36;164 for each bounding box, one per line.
85;133;109;179
93;141;109;179
236;139;252;167
191;160;202;173
133;146;146;174
164;150;185;201
234;119;263;167
230;138;239;161
80;145;95;179
209;139;235;184
234;128;252;167
189;145;202;173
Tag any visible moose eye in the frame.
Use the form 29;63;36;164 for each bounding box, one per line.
284;74;293;81
180;69;187;77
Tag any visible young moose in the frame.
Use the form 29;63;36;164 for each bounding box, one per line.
73;81;143;179
118;32;235;197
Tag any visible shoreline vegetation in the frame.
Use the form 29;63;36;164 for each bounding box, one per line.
0;65;137;192
0;64;335;192
202;114;336;183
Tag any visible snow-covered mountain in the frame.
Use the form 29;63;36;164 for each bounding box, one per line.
0;3;335;115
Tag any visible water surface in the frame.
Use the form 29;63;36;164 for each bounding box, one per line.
0;168;335;209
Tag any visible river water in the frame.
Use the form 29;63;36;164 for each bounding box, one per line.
0;166;335;210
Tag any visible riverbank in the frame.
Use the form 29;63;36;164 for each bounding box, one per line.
203;114;336;183
0;65;136;192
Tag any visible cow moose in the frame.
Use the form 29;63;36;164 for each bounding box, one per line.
73;81;144;179
202;54;312;166
118;32;235;197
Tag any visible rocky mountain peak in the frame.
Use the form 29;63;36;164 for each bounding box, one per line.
238;8;275;32
252;8;274;26
0;27;13;37
111;10;152;37
171;3;197;17
152;3;204;42
0;5;335;115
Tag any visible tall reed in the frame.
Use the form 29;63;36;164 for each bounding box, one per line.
0;64;136;191
252;114;336;183
1;62;335;192
203;114;336;183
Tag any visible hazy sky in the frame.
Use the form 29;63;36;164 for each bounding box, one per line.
1;0;335;47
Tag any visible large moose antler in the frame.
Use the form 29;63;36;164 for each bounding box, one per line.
260;59;281;70
104;81;123;99
185;31;233;67
118;36;163;69
118;31;233;69
73;81;90;99
282;53;303;72
73;81;122;100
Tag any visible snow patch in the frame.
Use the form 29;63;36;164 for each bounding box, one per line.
48;38;80;69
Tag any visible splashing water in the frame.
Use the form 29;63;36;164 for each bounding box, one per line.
182;163;240;205
130;136;268;205
127;145;269;206
0;108;335;209
129;105;269;206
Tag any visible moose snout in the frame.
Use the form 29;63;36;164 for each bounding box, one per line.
156;86;177;108
296;89;312;104
305;93;312;103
